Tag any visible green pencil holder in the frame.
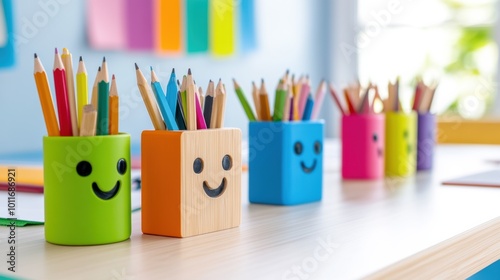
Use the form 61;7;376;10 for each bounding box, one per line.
43;134;131;245
385;112;417;177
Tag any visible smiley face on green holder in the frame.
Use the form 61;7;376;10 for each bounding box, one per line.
43;134;131;246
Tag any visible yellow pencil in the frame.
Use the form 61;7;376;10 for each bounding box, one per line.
33;53;59;136
76;56;88;128
109;74;119;135
61;48;78;136
135;63;166;130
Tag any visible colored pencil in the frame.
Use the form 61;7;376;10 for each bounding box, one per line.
214;79;226;128
204;80;215;128
151;68;178;130
282;85;293;122
358;86;371;114
343;88;356;114
293;75;302;120
195;90;207;129
61;48;78;136
298;76;310;119
302;94;314;121
33;53;59;136
181;75;187;121
412;80;424;111
109;74;119;135
91;66;101;109
311;79;326;119
135;63;166;130
80;104;97;136
273;79;286;121
175;90;187;130
76;56;88;129
186;69;197;130
251;81;261;120
233;78;256;121
198;86;204;109
328;84;346;116
166;68;178;117
394;77;400;111
96;57;110;135
259;79;272;121
53;48;72;136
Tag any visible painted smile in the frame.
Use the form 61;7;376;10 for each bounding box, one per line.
92;181;120;200
301;160;317;173
203;178;226;198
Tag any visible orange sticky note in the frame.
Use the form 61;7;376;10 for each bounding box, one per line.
157;0;182;53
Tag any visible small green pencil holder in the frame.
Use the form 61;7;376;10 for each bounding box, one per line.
385;112;417;177
43;134;131;245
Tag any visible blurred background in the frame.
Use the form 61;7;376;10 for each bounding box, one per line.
0;0;498;155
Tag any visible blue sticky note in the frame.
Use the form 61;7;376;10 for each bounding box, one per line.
468;259;500;279
240;0;256;52
0;0;14;68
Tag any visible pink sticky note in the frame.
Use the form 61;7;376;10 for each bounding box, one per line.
125;0;154;50
87;0;126;50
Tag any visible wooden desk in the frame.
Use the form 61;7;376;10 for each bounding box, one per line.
2;143;500;279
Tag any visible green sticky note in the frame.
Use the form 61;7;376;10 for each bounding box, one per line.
186;0;209;53
0;219;43;227
211;0;235;55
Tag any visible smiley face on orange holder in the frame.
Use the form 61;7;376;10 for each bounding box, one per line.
141;129;242;238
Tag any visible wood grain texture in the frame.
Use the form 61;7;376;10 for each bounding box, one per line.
3;144;500;279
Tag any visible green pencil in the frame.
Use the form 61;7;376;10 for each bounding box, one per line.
272;79;287;121
97;57;109;135
180;75;187;120
232;79;256;121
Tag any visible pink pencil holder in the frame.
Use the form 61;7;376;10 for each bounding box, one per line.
341;114;385;179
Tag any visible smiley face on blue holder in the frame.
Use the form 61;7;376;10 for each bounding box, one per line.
249;121;323;206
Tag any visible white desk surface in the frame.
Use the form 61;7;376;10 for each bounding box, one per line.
2;143;500;280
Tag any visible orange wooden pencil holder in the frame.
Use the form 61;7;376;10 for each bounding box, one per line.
141;128;242;237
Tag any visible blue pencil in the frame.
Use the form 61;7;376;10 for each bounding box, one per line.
166;68;178;117
302;94;314;121
150;68;178;130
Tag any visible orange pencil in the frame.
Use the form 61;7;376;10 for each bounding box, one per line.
33;53;59;136
109;74;119;135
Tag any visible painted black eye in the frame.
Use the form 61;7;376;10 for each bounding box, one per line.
193;158;204;174
294;142;303;155
117;158;127;175
222;155;232;171
314;141;322;154
373;133;378;142
403;130;408;138
76;161;92;177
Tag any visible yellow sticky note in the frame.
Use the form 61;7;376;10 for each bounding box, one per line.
211;0;235;55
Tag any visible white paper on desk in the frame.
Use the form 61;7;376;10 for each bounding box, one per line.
0;1;7;47
0;170;142;223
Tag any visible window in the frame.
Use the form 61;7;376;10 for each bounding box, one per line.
357;0;497;118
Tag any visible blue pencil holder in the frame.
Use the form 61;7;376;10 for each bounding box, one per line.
249;121;324;205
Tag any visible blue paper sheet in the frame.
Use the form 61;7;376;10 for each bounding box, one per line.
0;0;14;68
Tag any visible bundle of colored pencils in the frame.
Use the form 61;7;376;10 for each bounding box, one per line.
329;78;438;114
233;70;327;121
135;65;226;130
33;48;119;137
328;81;379;115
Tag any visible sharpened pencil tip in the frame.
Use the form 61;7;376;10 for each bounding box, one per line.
188;68;192;75
112;74;115;80
34;53;37;58
98;66;101;71
261;78;264;84
54;48;58;54
79;56;82;61
103;56;106;63
134;63;139;70
150;66;153;71
172;68;175;74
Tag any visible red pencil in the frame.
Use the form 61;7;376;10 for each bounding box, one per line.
328;84;346;115
53;48;72;136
